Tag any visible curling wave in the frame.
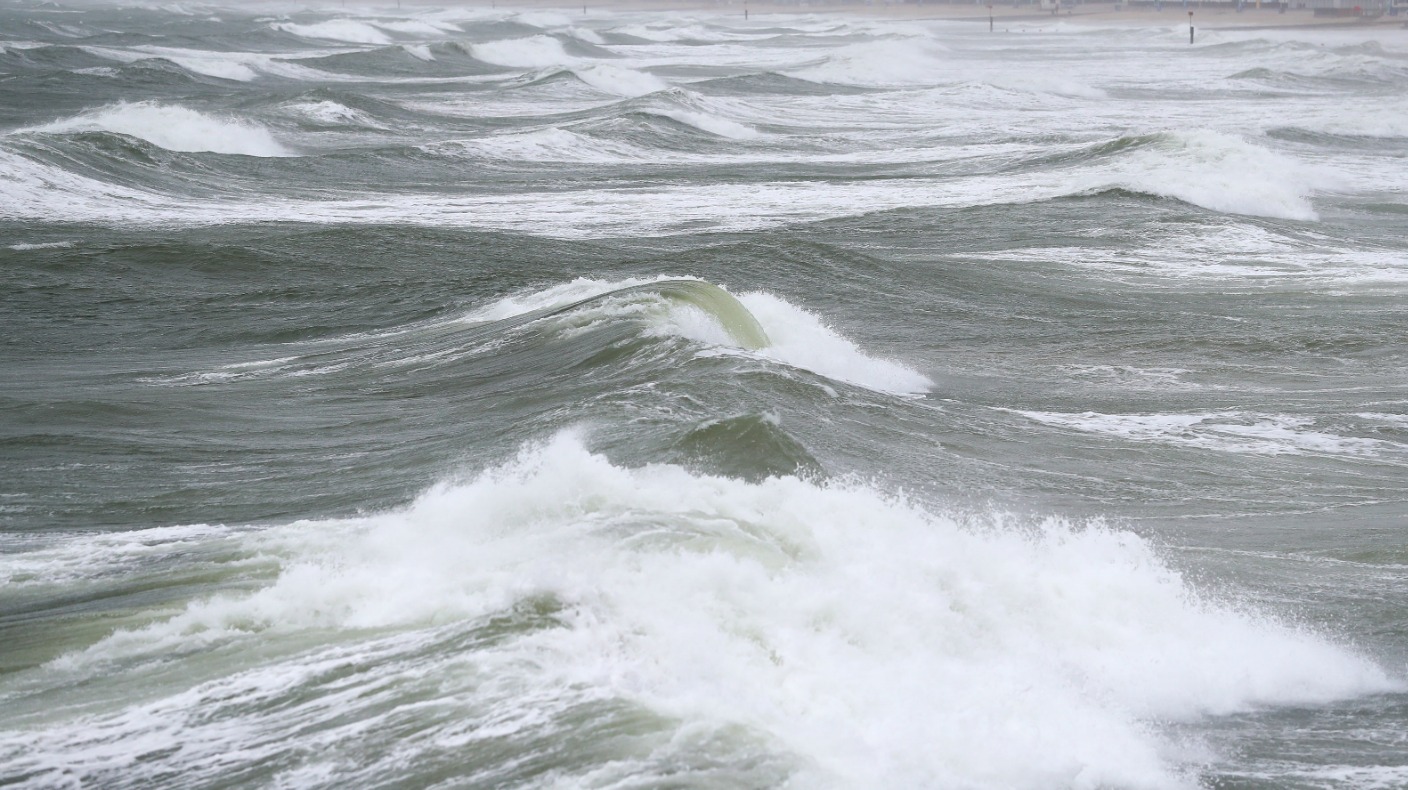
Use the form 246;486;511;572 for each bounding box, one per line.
465;277;930;394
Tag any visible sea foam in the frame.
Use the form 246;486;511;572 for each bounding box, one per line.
1077;130;1320;221
469;35;572;69
25;102;293;157
46;433;1400;788
274;20;393;46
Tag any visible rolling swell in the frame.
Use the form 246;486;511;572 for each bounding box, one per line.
3;5;1408;789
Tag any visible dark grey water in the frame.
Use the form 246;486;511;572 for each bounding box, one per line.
1;2;1406;787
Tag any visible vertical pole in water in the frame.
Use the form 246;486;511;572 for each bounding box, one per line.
989;3;994;30
1188;11;1194;42
745;1;749;19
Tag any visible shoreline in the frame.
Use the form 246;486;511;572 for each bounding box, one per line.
367;0;1408;30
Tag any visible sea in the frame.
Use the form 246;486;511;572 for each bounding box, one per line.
1;1;1406;787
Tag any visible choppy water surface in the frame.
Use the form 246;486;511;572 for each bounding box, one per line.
2;1;1406;787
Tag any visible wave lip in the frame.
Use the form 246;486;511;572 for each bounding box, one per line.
464;277;930;395
20;102;294;157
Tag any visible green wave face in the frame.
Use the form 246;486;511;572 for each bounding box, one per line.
622;279;770;351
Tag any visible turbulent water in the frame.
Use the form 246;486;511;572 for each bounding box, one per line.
2;1;1407;787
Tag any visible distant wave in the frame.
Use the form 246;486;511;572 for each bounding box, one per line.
1012;409;1401;459
1068;129;1321;221
787;37;950;87
272;18;462;46
21;102;294;157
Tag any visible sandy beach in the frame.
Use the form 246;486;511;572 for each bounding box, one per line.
374;0;1408;30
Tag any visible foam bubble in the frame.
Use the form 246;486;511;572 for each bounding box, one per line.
23;102;293;157
53;433;1400;787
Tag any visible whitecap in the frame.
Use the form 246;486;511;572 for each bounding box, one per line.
22;102;294;157
47;432;1400;788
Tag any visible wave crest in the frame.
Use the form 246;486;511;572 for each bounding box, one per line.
20;102;293;157
50;433;1400;788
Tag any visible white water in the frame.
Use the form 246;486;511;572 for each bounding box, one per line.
23;102;293;156
25;433;1397;789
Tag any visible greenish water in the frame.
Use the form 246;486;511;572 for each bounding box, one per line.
2;3;1406;787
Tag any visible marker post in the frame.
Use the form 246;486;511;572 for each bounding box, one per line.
1188;11;1194;43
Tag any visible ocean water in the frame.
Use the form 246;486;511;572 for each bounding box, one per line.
2;1;1407;787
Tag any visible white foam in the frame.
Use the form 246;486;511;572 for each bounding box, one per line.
52;433;1400;787
7;241;73;251
274;20;391;46
1012;410;1393;458
372;19;461;37
469;35;570;69
649;105;758;139
435;127;645;164
735;292;931;395
402;43;434;62
566;26;605;45
0;147;170;220
1289;99;1408;139
285;99;384;129
80;44;335;83
0;525;235;589
512;10;576;29
460;275;667;322
0;172;1024;237
790;37;950;87
1358;413;1408;429
992;73;1107;99
573;64;667;97
23;102;293;157
613;22;741;43
1074;130;1320;221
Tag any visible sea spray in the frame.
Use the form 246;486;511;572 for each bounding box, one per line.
26;433;1398;789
